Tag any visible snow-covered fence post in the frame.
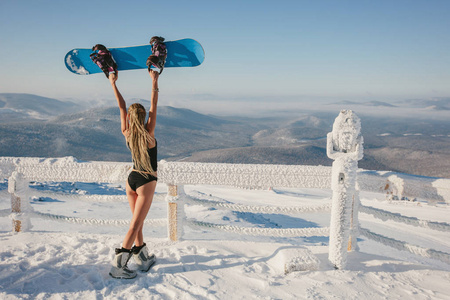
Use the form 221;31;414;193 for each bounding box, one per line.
8;172;21;232
166;184;185;241
327;110;363;269
8;171;32;232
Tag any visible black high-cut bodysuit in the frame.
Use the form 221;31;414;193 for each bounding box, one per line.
127;140;158;192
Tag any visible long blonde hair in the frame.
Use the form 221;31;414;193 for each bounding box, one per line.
126;103;156;176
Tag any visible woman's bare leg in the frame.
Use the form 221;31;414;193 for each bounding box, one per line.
122;181;157;249
126;182;143;246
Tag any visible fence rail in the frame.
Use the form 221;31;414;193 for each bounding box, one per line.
359;227;450;264
360;205;450;232
188;220;330;237
2;157;448;203
30;189;166;203
31;211;167;227
185;195;332;214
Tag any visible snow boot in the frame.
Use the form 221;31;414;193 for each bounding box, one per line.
132;243;156;272
109;248;137;279
146;36;167;74
90;44;118;78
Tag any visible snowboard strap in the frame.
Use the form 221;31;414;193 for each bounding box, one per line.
147;36;167;74
90;44;118;78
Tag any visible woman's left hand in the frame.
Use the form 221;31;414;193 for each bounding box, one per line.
109;73;118;85
149;70;159;82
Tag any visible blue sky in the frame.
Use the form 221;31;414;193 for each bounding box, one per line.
0;0;449;107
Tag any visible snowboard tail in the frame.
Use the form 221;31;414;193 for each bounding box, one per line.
65;38;205;75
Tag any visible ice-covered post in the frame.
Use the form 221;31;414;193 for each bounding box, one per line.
166;184;185;241
327;110;363;269
8;171;32;232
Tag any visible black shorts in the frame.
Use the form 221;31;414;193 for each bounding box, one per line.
128;171;157;192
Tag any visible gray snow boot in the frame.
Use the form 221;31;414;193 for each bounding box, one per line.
132;243;156;272
109;248;137;279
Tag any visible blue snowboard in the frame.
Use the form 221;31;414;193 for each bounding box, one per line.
65;38;204;75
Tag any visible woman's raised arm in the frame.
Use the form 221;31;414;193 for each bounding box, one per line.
109;73;128;136
146;70;159;137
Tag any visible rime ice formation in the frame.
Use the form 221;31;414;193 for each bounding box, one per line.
14;157;131;183
1;157;331;188
327;110;363;269
0;157;19;179
159;161;332;189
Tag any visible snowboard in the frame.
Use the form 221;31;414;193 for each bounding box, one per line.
64;38;204;75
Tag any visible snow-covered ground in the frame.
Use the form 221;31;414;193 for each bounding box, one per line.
0;181;449;300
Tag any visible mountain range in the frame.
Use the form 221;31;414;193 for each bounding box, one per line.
0;93;449;178
329;98;450;111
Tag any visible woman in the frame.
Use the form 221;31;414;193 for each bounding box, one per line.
109;70;160;279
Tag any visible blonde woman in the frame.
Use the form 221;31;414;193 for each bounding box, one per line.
109;70;159;279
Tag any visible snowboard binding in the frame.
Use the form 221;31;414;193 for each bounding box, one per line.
146;36;167;74
90;44;118;78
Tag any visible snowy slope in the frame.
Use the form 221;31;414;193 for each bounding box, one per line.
0;93;80;122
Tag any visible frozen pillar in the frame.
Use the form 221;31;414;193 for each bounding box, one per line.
327;110;363;269
348;189;360;252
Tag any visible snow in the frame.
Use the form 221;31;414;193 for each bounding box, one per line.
1;172;450;299
2;232;448;300
276;247;320;274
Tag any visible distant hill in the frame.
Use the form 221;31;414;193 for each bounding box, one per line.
0;103;257;162
329;100;396;107
0;93;81;122
399;97;450;111
365;146;450;178
0;93;449;178
179;145;329;165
